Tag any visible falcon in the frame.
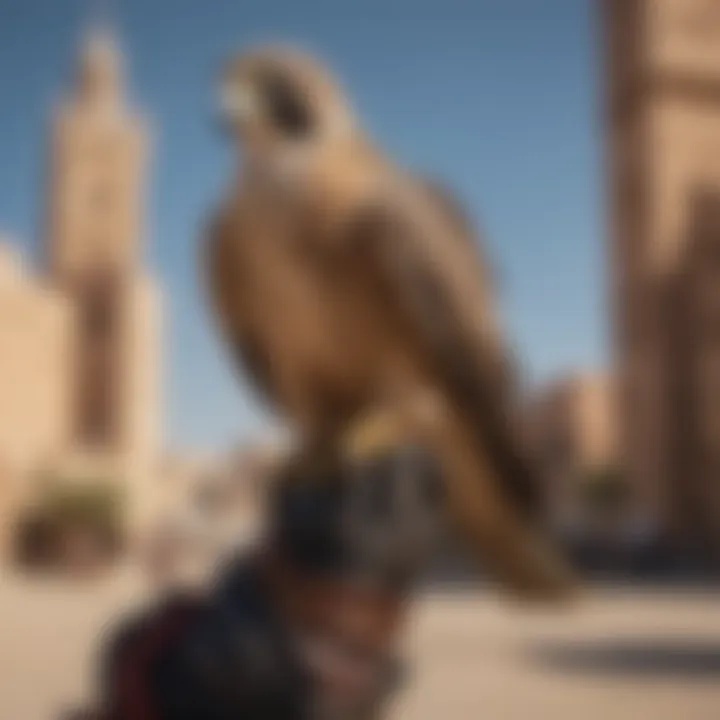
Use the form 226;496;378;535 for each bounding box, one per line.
205;47;574;598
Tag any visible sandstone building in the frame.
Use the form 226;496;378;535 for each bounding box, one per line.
527;373;616;533
603;0;720;553
0;244;75;557
0;32;161;557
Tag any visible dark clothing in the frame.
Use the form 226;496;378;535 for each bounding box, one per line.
102;563;312;720
101;560;401;720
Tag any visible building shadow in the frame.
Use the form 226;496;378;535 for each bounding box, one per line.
528;639;720;679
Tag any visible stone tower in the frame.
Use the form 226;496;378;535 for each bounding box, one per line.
603;0;720;552
45;31;161;508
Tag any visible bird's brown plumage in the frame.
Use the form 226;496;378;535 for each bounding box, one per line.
206;47;574;599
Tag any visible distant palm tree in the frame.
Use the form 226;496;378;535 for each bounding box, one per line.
581;466;629;517
16;478;126;571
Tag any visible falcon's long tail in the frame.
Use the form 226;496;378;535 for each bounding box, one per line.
419;402;577;601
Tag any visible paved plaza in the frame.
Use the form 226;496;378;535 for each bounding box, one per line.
1;572;720;720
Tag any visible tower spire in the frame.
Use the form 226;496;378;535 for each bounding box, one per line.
77;0;123;108
77;27;123;108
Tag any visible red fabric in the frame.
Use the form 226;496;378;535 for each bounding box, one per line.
114;598;202;720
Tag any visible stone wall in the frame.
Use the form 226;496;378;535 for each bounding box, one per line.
0;242;75;558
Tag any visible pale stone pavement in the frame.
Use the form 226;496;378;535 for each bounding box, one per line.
1;570;720;720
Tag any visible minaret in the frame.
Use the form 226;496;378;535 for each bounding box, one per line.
48;30;144;280
45;30;161;511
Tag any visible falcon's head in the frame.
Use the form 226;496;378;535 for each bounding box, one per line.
217;47;357;164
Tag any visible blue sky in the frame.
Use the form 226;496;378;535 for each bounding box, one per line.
0;0;606;450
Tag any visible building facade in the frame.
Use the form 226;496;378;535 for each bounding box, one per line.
0;243;75;558
603;0;720;552
0;31;162;556
528;373;616;533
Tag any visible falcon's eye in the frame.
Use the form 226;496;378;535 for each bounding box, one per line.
258;69;314;138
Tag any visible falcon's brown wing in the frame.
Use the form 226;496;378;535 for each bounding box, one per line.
413;177;517;390
204;205;277;407
345;184;574;598
415;178;490;264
